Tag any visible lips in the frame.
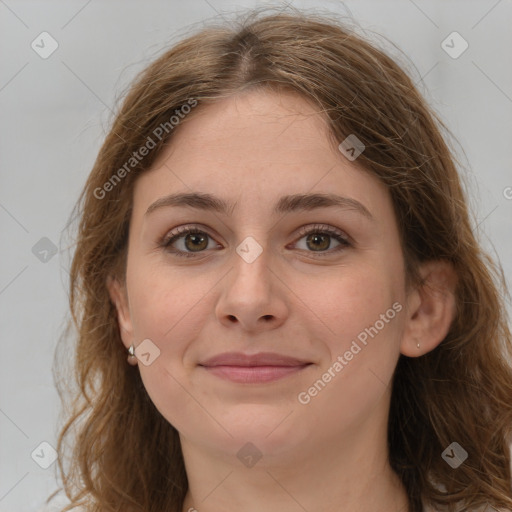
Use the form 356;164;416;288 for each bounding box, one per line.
199;352;313;384
199;352;310;367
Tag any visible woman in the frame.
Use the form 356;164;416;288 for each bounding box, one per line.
51;7;512;512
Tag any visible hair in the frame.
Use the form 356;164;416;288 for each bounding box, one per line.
50;6;512;512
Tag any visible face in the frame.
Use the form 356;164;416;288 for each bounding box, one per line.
109;89;411;463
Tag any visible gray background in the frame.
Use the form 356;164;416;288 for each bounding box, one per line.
1;1;511;511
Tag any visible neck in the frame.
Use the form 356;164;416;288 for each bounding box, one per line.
179;419;410;512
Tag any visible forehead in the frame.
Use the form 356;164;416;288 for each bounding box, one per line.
161;89;335;167
132;89;391;221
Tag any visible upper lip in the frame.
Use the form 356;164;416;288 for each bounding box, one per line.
199;352;311;367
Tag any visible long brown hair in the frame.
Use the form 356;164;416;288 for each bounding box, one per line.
50;7;512;512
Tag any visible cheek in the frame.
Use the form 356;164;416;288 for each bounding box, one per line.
297;264;404;401
127;260;209;341
139;362;199;434
297;297;403;433
298;263;399;341
128;267;208;432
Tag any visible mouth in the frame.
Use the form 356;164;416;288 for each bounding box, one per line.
199;363;313;383
198;352;313;384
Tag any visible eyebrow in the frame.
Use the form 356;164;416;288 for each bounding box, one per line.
145;192;374;220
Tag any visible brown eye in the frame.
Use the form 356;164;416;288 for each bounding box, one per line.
183;232;208;251
292;224;351;256
305;233;331;251
161;224;351;259
162;227;218;258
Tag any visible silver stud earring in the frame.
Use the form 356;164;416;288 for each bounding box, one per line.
128;344;136;358
416;342;421;349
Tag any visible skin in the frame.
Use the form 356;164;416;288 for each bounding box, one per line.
108;89;456;512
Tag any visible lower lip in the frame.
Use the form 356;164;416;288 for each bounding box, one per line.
200;364;311;383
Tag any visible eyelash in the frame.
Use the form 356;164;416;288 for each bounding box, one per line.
159;224;352;259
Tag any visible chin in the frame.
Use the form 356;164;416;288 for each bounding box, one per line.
211;410;311;454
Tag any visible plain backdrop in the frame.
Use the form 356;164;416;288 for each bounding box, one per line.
1;1;511;511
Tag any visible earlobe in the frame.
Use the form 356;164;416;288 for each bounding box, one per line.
400;260;458;357
106;275;134;346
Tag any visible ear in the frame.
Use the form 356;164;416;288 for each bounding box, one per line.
400;260;457;357
107;275;136;364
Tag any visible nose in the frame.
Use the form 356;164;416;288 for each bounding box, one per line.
215;245;289;333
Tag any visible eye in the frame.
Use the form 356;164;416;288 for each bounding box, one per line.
160;225;219;258
160;223;352;259
290;224;351;256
